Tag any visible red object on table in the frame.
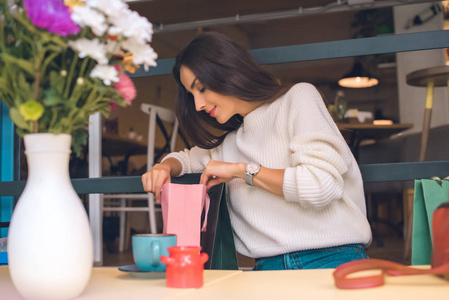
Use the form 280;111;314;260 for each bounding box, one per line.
333;201;449;289
161;246;209;288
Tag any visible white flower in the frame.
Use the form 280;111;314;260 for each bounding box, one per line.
71;5;108;36
121;38;158;71
90;65;119;86
68;38;108;65
85;0;128;20
105;40;122;56
109;10;153;45
7;0;19;16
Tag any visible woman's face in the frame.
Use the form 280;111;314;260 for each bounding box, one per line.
180;65;251;124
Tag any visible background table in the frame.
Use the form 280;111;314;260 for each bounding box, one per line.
338;123;413;161
102;134;148;175
102;134;147;158
406;65;449;161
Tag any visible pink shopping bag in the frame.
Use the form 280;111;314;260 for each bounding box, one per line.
161;183;210;246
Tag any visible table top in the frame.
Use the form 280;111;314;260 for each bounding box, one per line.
185;268;449;300
1;266;448;300
102;134;147;157
406;65;449;87
0;266;240;300
338;123;413;140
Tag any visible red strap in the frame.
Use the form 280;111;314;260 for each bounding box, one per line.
333;258;449;289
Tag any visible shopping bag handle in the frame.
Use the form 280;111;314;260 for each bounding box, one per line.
201;193;210;232
333;258;449;289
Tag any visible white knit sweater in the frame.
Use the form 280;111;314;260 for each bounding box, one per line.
163;83;372;258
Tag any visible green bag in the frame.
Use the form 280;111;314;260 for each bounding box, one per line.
411;178;449;265
201;183;239;270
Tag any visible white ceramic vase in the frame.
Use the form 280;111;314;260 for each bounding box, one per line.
7;133;93;300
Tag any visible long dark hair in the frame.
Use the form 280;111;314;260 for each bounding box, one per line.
173;32;290;149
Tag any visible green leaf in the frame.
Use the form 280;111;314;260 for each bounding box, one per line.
12;71;34;103
43;89;63;106
0;77;12;95
50;123;63;132
60;117;70;127
10;107;31;130
39;109;53;128
71;128;88;157
48;71;65;95
1;52;34;76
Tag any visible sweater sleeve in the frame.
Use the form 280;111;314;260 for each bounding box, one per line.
161;146;215;176
282;83;354;208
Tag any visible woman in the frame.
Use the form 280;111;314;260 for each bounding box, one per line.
142;32;372;270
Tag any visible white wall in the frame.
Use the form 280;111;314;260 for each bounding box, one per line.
394;3;448;134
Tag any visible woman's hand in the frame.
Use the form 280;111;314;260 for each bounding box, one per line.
200;159;285;197
199;159;246;190
141;163;172;203
141;158;182;203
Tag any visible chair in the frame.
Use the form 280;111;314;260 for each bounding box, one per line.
102;104;179;252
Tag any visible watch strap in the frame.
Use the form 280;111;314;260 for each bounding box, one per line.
245;172;254;186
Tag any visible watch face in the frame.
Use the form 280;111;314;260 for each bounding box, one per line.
246;163;260;174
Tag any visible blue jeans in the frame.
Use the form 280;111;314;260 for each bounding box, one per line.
252;244;368;271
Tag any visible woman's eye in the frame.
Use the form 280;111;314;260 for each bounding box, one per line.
199;87;206;94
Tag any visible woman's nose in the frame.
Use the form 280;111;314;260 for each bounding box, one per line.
194;95;205;112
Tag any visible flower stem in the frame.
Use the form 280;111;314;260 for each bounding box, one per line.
0;15;5;50
63;26;89;99
41;50;61;77
34;67;41;101
79;57;89;78
64;52;78;99
33;42;44;133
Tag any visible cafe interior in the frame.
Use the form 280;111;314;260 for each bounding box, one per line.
91;0;449;267
1;0;449;298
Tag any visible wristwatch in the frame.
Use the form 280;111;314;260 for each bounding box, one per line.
245;162;261;186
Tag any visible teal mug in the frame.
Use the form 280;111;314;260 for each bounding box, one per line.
132;234;177;271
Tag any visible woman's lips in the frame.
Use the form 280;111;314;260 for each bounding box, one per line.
207;107;216;118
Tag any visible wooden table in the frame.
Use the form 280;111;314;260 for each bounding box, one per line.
338;123;413;161
406;65;449;161
0;267;240;300
185;268;449;300
102;134;148;175
102;134;147;158
1;266;448;300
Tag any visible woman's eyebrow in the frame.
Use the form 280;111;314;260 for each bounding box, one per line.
190;77;198;89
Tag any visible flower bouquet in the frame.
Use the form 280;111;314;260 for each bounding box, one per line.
1;1;158;299
0;0;157;155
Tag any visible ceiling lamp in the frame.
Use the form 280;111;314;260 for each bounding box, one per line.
338;61;379;88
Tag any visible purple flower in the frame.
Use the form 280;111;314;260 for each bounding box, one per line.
24;0;80;37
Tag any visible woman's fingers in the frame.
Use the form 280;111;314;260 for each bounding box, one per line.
205;176;226;190
199;164;220;186
199;172;211;186
142;171;153;192
154;174;170;203
200;160;241;189
141;167;171;202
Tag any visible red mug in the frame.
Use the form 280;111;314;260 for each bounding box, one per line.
160;246;209;288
